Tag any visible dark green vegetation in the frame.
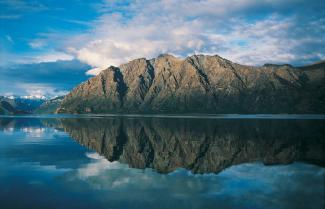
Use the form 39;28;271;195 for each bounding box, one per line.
58;54;325;114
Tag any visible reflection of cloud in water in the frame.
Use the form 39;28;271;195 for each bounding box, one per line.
3;127;61;139
3;127;14;135
67;154;325;208
1;118;324;209
77;152;127;179
22;127;46;138
207;163;325;206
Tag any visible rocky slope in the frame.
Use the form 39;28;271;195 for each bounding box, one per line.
58;54;325;114
57;117;325;174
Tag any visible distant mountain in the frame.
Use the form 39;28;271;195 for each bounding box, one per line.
0;100;16;115
12;97;45;112
34;96;64;114
0;96;28;115
0;96;49;115
57;54;325;114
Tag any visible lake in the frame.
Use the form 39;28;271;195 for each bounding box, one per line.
0;115;324;209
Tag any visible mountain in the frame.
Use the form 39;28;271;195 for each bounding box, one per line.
0;96;28;115
57;54;325;114
34;96;64;114
0;96;50;115
11;97;45;113
57;117;325;174
0;100;16;115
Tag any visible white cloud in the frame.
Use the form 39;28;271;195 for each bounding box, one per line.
32;51;74;63
86;67;107;76
215;15;299;65
29;39;47;49
3;0;323;73
16;83;68;98
63;0;325;74
0;51;74;66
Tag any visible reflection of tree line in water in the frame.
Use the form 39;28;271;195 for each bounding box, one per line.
53;118;324;174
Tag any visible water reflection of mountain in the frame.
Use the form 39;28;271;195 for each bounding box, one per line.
57;117;325;173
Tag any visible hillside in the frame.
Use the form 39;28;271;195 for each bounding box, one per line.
34;96;64;114
57;54;325;114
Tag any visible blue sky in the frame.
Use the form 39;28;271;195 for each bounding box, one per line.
1;0;325;97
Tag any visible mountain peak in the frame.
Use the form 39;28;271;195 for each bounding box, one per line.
157;53;175;58
57;54;325;114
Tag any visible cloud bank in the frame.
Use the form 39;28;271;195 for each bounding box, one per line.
63;0;325;75
1;0;325;94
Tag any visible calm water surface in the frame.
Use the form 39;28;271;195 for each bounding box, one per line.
0;115;324;209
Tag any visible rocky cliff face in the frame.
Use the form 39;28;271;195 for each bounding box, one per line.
58;54;325;113
57;117;325;174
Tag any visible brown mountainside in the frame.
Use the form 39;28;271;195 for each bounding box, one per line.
58;54;325;113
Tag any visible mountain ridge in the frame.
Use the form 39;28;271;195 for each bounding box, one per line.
0;96;44;114
57;54;325;114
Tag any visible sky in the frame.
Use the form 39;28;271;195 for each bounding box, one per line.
1;0;325;97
